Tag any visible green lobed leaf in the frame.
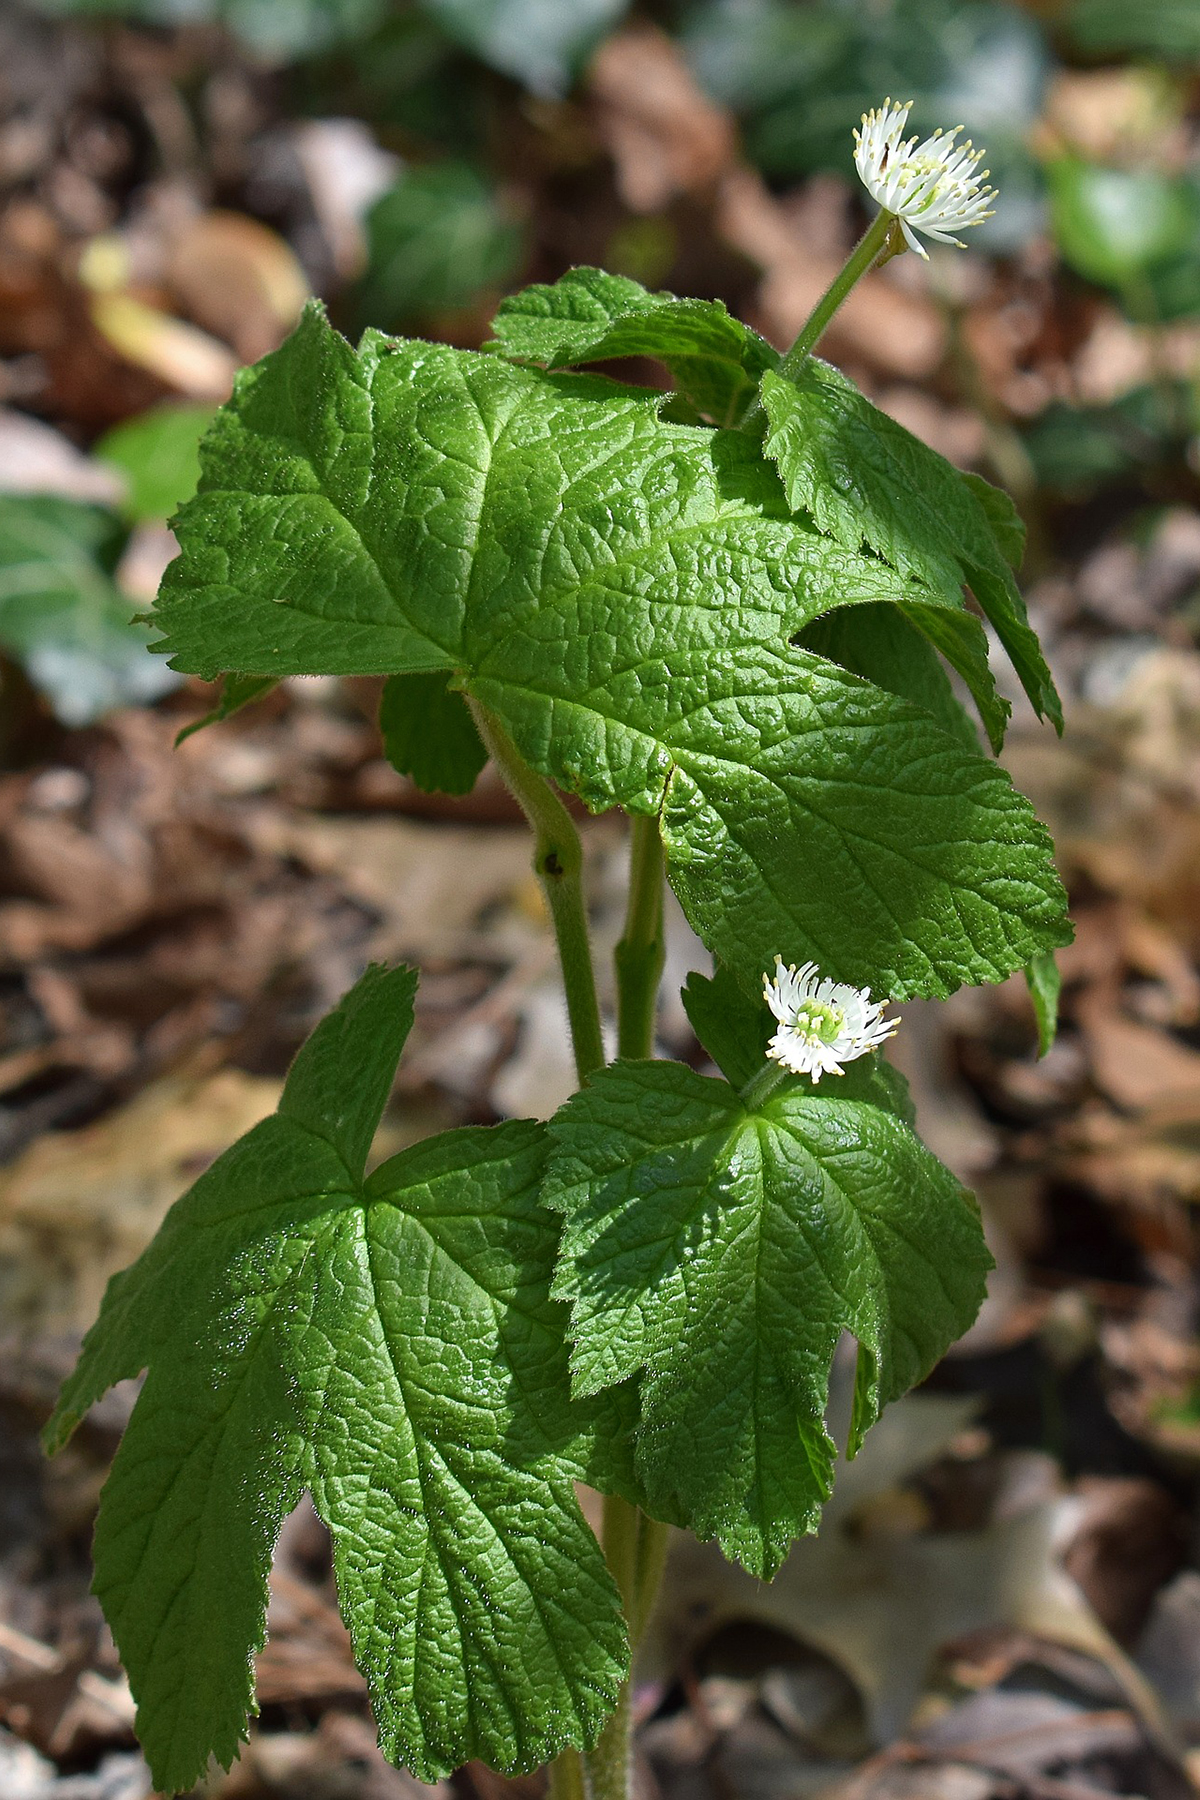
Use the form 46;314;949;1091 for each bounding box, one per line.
0;494;179;724
379;668;487;794
544;1058;992;1577
155;305;1070;999
760;361;1062;732
490;266;780;427
46;964;629;1792
798;604;985;756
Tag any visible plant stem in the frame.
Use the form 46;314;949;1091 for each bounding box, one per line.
629;1512;671;1646
470;730;674;1800
740;1059;787;1110
779;208;895;377
579;830;673;1800
547;1750;587;1800
615;814;665;1061
468;699;605;1083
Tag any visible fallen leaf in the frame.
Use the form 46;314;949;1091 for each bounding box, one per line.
588;25;737;214
0;1063;280;1336
1076;992;1200;1112
165;210;309;365
89;291;237;401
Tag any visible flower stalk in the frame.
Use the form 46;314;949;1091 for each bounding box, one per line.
781;98;996;376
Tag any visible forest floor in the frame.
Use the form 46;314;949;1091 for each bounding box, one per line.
2;5;1200;1796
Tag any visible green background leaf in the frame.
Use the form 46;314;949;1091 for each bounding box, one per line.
0;494;179;724
421;0;631;93
1047;157;1200;287
95;403;217;523
356;162;525;331
380;669;488;794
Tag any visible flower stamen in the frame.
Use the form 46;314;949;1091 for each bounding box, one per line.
762;957;897;1083
853;98;997;259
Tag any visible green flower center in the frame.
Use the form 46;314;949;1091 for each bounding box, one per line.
790;999;845;1045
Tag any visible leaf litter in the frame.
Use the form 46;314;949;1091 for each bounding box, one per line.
1;3;1200;1797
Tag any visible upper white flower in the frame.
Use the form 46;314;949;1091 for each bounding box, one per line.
763;957;896;1082
853;98;996;258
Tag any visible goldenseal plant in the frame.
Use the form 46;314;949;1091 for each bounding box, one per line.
47;103;1070;1800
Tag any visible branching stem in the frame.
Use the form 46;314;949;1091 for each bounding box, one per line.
473;728;674;1800
582;815;673;1800
468;699;605;1083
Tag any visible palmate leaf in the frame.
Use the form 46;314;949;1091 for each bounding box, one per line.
45;965;629;1792
153;304;1070;1000
544;1058;992;1577
490;265;779;427
760;360;1062;731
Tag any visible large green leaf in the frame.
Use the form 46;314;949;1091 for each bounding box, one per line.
760;360;1062;731
0;494;178;723
46;965;629;1792
798;603;985;755
154;305;1070;999
545;1058;992;1576
491;266;780;427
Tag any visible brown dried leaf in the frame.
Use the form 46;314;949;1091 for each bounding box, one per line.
165;210;309;365
588;25;737;214
0;1064;280;1335
1076;993;1200;1113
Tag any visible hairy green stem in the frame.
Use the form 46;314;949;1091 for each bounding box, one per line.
547;1750;587;1800
779;208;895;376
740;1058;787;1111
586;1498;639;1800
580;824;673;1800
468;699;605;1083
615;814;665;1061
629;1513;671;1646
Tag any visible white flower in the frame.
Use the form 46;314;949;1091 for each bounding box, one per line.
763;957;896;1082
853;98;996;258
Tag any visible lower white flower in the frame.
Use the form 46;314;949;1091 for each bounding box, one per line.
853;98;996;258
763;957;897;1082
